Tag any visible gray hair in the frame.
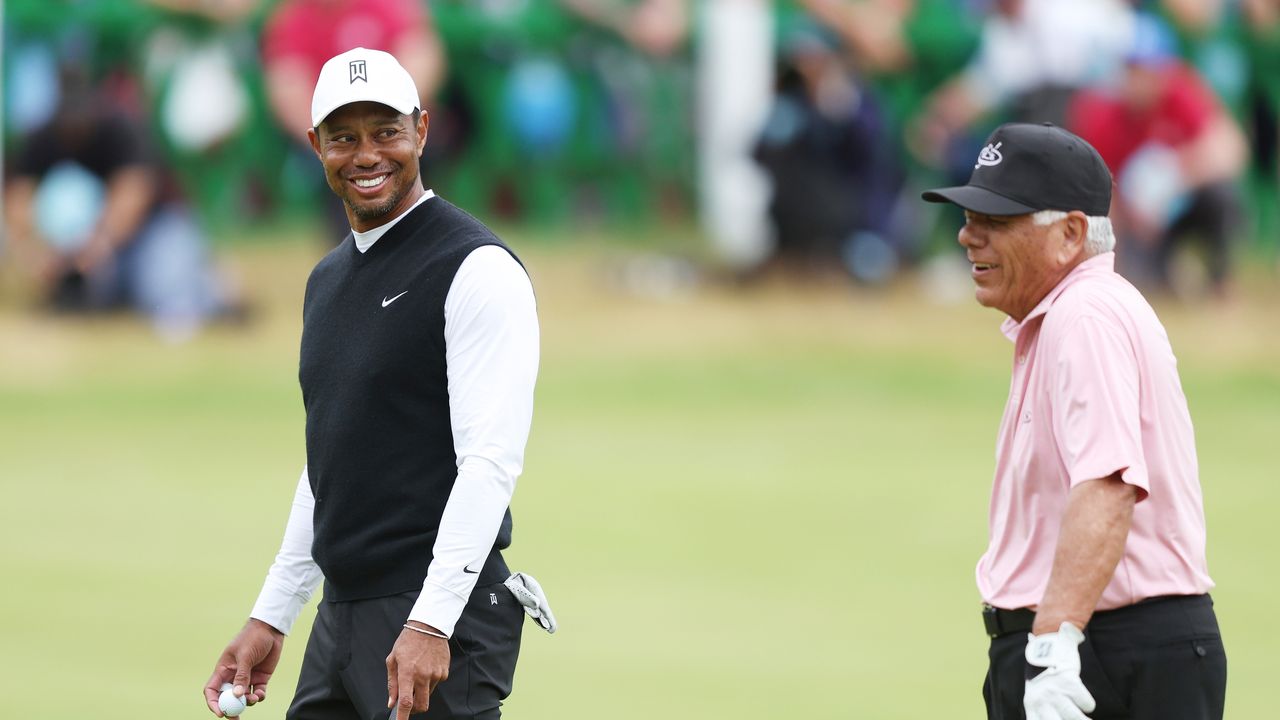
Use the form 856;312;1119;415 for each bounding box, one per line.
1031;209;1115;255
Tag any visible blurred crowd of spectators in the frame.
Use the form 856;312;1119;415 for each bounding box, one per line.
2;0;693;334
758;0;1279;296
3;0;1279;328
2;0;694;234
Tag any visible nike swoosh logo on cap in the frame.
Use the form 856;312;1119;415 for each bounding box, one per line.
382;291;408;307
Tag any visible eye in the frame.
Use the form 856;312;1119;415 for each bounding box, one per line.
378;127;399;139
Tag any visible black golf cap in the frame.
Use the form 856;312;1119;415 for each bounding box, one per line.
922;122;1112;216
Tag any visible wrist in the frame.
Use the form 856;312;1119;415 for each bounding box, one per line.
403;621;449;640
1029;600;1088;635
1031;613;1085;636
1031;621;1061;635
248;617;285;637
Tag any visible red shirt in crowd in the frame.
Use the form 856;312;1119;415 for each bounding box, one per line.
1069;63;1217;172
262;0;426;85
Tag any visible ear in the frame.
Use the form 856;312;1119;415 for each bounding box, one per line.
415;111;429;158
1057;211;1089;264
307;126;323;159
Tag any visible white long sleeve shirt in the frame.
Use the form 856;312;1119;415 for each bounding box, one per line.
249;190;539;637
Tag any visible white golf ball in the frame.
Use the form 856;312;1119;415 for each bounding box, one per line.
218;683;247;717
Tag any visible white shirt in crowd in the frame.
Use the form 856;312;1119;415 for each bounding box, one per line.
963;0;1134;108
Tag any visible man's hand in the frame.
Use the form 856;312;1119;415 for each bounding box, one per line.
203;619;284;716
1023;622;1096;720
386;622;450;720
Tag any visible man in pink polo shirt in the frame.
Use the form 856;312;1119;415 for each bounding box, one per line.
923;122;1226;720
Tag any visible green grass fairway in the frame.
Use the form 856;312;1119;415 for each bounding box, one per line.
1;234;1276;719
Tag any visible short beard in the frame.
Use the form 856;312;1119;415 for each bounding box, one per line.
347;194;401;222
344;176;411;223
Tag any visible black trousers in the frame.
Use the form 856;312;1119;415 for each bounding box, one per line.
287;579;524;720
983;595;1227;720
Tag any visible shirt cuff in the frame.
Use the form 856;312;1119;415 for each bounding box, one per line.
249;576;313;636
407;579;469;638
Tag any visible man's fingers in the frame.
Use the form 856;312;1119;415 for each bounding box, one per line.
204;668;230;716
396;665;417;720
231;659;253;698
386;656;398;709
1068;683;1096;713
396;690;415;720
245;684;267;706
418;681;436;711
1050;694;1089;720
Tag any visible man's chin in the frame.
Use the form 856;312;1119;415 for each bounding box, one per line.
974;289;999;310
347;196;400;223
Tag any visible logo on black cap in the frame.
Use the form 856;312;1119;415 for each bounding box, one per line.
349;60;367;84
922;123;1113;217
976;142;1003;169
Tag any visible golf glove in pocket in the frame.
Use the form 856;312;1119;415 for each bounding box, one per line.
504;571;557;634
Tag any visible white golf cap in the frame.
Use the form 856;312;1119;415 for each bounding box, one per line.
310;47;419;127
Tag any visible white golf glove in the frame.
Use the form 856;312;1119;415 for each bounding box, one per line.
1023;622;1096;720
504;572;557;634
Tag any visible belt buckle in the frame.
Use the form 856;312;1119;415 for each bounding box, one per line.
981;603;1001;638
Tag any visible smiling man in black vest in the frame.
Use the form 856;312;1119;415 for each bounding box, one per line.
203;47;553;720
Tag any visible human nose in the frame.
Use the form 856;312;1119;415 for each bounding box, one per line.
958;222;985;250
353;136;381;167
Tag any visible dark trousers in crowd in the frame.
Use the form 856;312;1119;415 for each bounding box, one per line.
1119;182;1240;295
983;595;1227;720
287;579;524;720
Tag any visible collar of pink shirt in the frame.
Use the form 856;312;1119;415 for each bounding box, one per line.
999;252;1116;341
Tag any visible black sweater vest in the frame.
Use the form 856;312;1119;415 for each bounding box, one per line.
299;197;518;601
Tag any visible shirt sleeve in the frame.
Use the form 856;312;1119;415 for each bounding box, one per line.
249;466;325;635
408;245;539;636
1050;316;1150;499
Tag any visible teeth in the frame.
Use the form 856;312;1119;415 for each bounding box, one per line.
354;176;387;188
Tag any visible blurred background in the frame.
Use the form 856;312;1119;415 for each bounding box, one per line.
1;0;1277;718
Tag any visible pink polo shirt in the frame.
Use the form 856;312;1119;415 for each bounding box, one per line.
977;252;1214;611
